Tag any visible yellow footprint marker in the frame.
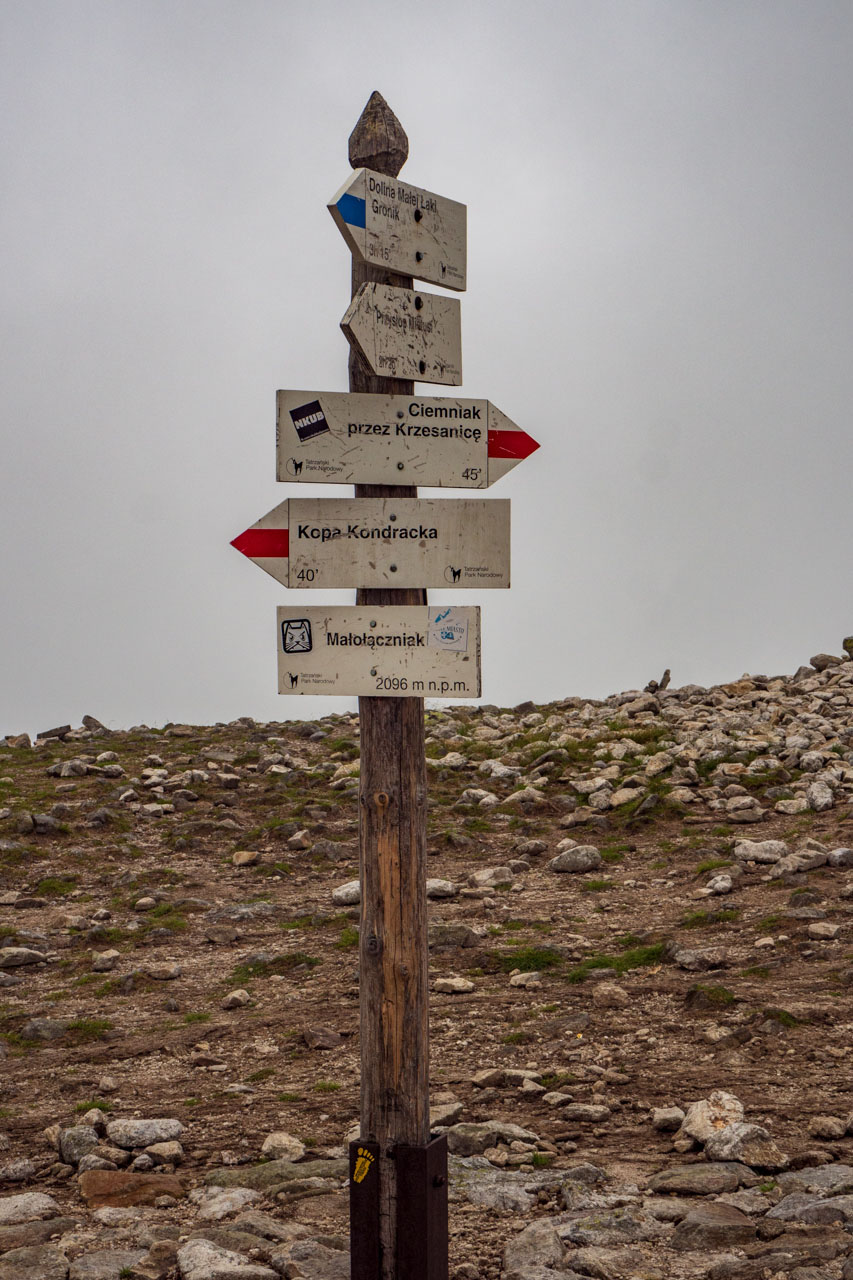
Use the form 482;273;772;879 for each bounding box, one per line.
353;1146;375;1184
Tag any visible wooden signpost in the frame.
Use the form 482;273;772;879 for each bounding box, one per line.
276;390;539;487
276;605;480;697
341;283;463;385
230;89;540;1280
232;497;510;590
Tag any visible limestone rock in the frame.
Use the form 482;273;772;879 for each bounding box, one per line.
444;1122;538;1156
105;1119;183;1150
68;1251;148;1279
434;976;474;994
77;1170;185;1208
176;1238;277;1280
0;1193;62;1225
503;1220;565;1279
733;839;789;863
548;845;602;874
671;1201;755;1250
259;1133;305;1162
703;1122;788;1170
0;1245;70;1280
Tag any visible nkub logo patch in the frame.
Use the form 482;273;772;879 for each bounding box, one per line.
290;400;330;443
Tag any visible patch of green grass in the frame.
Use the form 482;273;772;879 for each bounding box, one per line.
695;858;733;876
611;933;644;950
599;849;624;864
741;965;771;979
540;1070;577;1088
758;1179;778;1193
247;1067;277;1082
34;876;77;897
681;908;740;929
67;1017;114;1042
464;816;492;832
277;1091;301;1102
494;946;563;974
183;1097;200;1107
502;1030;534;1045
689;984;737;1007
531;1152;552;1168
336;926;359;949
762;1007;799;1027
74;1097;114;1113
757;914;782;934
580;878;613;892
183;1012;211;1024
313;1080;341;1093
567;941;665;984
231;953;322;984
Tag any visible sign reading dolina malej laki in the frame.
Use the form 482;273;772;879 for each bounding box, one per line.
277;606;480;698
276;390;539;488
328;168;467;291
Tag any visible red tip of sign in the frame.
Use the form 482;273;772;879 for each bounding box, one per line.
487;429;540;461
231;528;290;558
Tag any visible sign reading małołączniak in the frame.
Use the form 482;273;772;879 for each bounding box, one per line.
328;168;467;291
276;391;539;488
231;498;510;589
341;283;462;385
277;606;480;698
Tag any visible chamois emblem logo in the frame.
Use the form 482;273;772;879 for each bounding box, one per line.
444;565;462;584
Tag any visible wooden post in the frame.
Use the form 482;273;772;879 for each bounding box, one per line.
348;93;433;1280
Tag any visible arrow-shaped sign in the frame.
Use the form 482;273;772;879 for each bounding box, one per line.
341;284;462;386
232;497;510;590
276;390;539;488
329;168;467;292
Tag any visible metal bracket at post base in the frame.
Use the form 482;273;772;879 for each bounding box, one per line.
349;1134;449;1280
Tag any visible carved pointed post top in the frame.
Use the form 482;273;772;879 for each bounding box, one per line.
349;91;408;177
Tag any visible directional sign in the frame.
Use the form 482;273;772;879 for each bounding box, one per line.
277;606;480;698
232;498;510;589
329;168;467;292
276;391;539;488
341;284;462;386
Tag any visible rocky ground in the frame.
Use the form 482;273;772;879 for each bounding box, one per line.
2;645;853;1279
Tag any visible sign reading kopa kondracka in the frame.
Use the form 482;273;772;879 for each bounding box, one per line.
277;390;539;487
232;497;510;589
277;605;480;697
329;168;466;291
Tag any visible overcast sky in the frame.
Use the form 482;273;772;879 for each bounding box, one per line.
3;0;853;734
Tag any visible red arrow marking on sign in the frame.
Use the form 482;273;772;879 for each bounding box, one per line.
231;529;289;558
487;429;540;461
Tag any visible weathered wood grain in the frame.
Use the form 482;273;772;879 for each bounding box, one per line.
348;91;435;1280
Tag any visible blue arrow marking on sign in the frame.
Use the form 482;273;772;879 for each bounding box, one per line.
337;193;366;229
